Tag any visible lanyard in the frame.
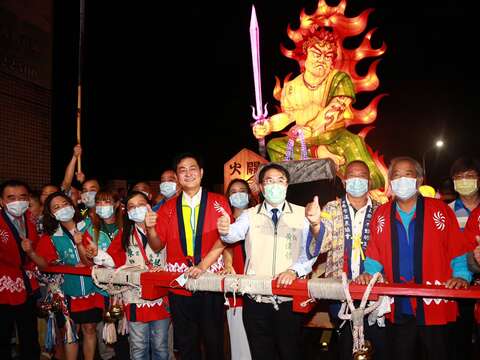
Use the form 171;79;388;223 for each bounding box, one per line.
132;227;152;269
341;197;373;278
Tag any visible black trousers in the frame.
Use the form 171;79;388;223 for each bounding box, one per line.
242;297;304;360
0;296;40;360
386;317;449;360
169;291;225;360
449;299;475;360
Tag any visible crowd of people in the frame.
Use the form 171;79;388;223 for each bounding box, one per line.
1;144;480;360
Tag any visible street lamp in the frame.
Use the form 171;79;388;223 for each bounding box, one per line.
422;139;445;180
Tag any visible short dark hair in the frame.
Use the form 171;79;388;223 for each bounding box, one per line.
173;152;204;170
346;160;369;172
130;180;151;189
450;157;480;178
258;163;290;184
0;180;31;198
30;190;41;202
83;178;102;189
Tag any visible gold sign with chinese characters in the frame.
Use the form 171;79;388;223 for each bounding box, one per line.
223;148;268;195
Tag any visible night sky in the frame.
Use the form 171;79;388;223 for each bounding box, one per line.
51;0;480;192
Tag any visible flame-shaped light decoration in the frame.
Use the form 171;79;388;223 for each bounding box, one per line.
277;0;387;127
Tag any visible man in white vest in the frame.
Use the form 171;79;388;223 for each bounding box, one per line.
217;163;322;360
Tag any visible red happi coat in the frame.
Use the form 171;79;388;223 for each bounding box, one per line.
156;190;231;296
0;210;40;305
366;196;469;325
102;230;170;322
463;207;480;324
463;206;480;250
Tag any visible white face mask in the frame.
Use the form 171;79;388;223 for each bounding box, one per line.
96;205;114;219
6;200;29;217
160;182;177;198
345;177;369;198
263;183;287;206
229;192;249;209
127;206;147;223
81;191;97;208
391;177;417;200
54;206;76;222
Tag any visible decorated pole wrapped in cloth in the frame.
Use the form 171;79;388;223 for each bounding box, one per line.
42;265;480;307
41;265;480;357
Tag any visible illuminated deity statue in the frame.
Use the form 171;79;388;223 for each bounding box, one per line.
252;0;387;191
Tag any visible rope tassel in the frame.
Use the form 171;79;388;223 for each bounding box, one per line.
103;322;117;344
338;272;385;355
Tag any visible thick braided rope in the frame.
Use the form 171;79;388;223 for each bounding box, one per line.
185;273;275;296
307;278;346;301
185;272;224;292
238;275;273;296
338;272;384;354
92;265;143;295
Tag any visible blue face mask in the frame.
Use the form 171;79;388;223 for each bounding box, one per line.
263;184;287;205
96;205;114;219
160;182;177;199
345;177;369;197
391;177;417;200
54;206;75;222
229;192;249;209
127;206;147;223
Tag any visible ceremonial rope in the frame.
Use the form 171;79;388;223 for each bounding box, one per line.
92;264;143;295
185;274;274;297
338;272;384;354
307;277;347;301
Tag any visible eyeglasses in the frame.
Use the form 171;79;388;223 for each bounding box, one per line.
262;177;288;185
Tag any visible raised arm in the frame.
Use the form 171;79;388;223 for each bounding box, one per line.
61;144;82;193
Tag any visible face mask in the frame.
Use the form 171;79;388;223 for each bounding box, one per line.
128;206;147;223
96;205;114;219
229;192;249;209
81;191;97;208
160;182;177;198
6;200;29;217
345;177;369;198
391;177;417;200
54;206;75;222
454;179;478;196
263;184;287;205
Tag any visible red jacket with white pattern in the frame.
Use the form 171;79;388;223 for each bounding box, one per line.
366;196;469;325
0;210;40;305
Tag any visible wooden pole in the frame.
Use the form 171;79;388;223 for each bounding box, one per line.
76;84;82;173
76;0;85;174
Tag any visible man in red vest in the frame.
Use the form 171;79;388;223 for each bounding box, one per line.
0;180;42;359
147;153;231;360
356;157;472;360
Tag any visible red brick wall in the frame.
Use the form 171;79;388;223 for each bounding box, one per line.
0;71;51;190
